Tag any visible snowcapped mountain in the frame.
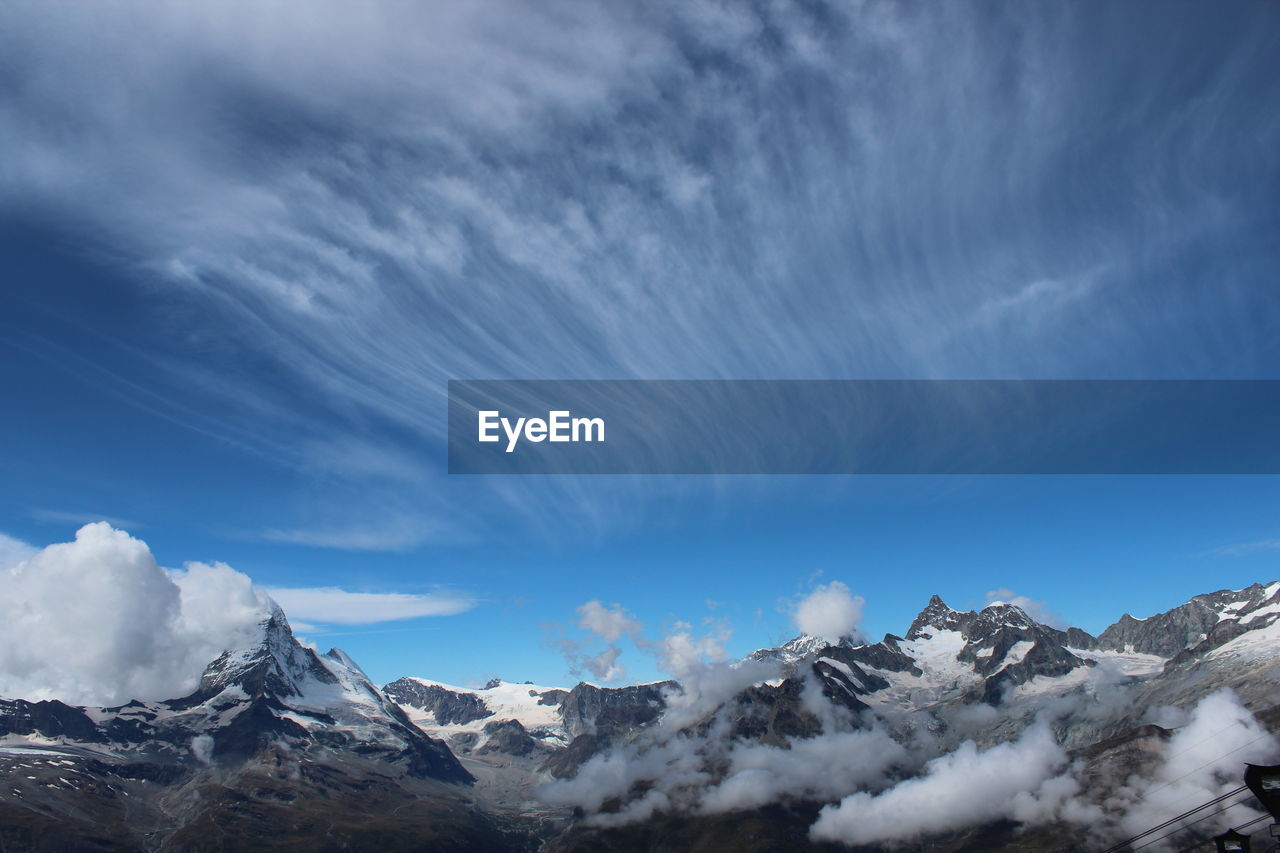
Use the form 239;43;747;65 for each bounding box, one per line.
368;582;1280;774
386;676;571;751
0;606;505;851
527;581;1280;852
739;581;1280;732
739;594;1104;715
748;633;837;664
2;605;467;783
362;580;1280;834
1094;580;1280;658
2;579;1278;851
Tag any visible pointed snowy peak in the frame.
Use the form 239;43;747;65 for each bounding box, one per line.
176;605;337;707
906;594;971;640
324;647;371;680
748;633;844;665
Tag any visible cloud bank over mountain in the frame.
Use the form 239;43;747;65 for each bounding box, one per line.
0;523;270;705
534;584;1280;847
0;523;476;705
794;580;864;643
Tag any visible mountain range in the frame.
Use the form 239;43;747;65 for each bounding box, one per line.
3;581;1278;851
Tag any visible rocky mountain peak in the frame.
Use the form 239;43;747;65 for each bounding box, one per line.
748;633;838;665
1097;580;1280;658
906;593;970;639
972;601;1036;632
178;605;337;708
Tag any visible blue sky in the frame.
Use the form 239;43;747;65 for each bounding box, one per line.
2;0;1280;690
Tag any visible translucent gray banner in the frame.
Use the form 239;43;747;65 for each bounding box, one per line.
447;380;1280;474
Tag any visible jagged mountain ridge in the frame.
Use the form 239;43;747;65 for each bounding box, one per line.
1;579;1278;852
1096;581;1280;658
2;605;469;784
0;606;511;852
383;579;1280;765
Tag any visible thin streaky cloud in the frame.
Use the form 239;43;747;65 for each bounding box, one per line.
259;519;447;553
1200;539;1280;558
3;0;1278;541
29;508;144;530
263;585;476;626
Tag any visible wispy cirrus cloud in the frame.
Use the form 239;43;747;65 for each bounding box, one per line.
1200;539;1280;558
263;586;475;628
4;0;1278;540
260;521;441;553
29;508;144;530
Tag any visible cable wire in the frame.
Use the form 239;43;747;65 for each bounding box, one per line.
1097;786;1250;853
1129;795;1256;851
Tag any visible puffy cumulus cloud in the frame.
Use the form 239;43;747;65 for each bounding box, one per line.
577;600;642;643
810;719;1076;844
550;600;646;683
794;581;863;644
0;523;271;706
810;689;1280;848
558;601;736;687
1101;689;1278;845
657;656;776;735
191;734;215;765
654;619;730;679
540;663;909;827
700;727;909;814
0;531;37;569
171;561;277;656
0;523;477;706
263;586;474;625
985;587;1067;628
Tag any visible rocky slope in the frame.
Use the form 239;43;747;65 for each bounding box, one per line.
0;607;514;852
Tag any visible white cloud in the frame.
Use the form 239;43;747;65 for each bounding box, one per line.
0;531;37;569
28;509;144;530
810;688;1280;847
191;734;214;765
654;619;731;680
2;0;1270;541
794;581;863;644
1203;539;1280;557
577;600;642;642
1103;689;1278;844
0;523;475;706
810;720;1074;844
700;727;909;814
0;523;271;706
263;585;474;625
260;517;446;552
584;646;625;682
